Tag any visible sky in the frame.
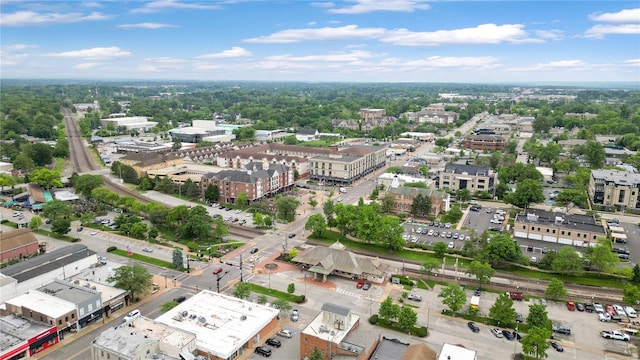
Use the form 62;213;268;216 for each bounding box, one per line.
1;0;639;83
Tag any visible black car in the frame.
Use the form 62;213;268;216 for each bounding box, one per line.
254;346;272;357
174;296;186;303
584;303;595;312
470;205;481;212
474;288;481;296
550;342;564;352
266;338;281;348
288;233;296;238
514;332;523;341
576;303;585;312
250;247;259;254
467;321;480;333
503;330;515;341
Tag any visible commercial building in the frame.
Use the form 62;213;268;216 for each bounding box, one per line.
0;229;39;264
4;290;77;339
437;343;477;360
386;186;451;217
100;117;158;131
369;337;437;360
146;163;224;186
118;152;183;177
155;290;280;360
70;279;127;318
309;146;386;185
292;241;389;283
200;160;294;204
37;279;103;331
255;129;288;142
360;108;386;121
461;134;505;151
296;128;319;142
168;120;234;143
377;174;435;189
0;315;59;359
513;209;606;247
0;245;98;304
91;316;197;360
438;164;495;193
300;303;363;360
403;109;459;125
588;170;640;211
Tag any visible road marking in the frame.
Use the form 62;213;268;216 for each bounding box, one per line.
335;288;362;299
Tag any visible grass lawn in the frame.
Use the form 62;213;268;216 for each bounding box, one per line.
297;139;340;147
244;283;305;303
53;158;66;173
110;249;185;271
34;229;79;242
499;265;629;289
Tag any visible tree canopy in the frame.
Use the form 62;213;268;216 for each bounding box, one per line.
107;264;153;300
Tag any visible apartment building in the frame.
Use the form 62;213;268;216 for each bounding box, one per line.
360;108;386;121
513;209;606;247
438;164;494;193
461;134;505;151
588;170;640;211
308;146;386;185
386;186;451;217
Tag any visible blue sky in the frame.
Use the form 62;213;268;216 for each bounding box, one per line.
1;0;638;82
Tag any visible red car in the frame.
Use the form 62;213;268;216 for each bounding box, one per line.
566;301;576;311
356;279;365;289
606;305;617;317
213;266;223;274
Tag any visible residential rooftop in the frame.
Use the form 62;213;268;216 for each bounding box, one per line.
154;290;279;359
591;169;640;185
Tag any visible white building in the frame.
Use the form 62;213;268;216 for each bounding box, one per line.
154;290;280;360
438;343;477;360
100;116;158;131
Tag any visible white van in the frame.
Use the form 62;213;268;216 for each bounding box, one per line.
123;309;141;322
625;306;637;318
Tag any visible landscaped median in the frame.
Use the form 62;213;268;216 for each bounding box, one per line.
107;247;186;271
243;283;305;304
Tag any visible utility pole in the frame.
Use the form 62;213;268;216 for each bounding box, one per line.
216;271;230;293
239;254;243;282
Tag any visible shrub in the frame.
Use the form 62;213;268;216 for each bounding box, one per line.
369;314;379;324
415;326;428;337
106;246;117;252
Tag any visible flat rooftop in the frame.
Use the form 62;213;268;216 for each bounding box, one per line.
0;244;96;283
69;280;127;304
438;343;477;360
92;316;194;360
0;315;54;350
369;337;409;360
155;290;279;359
514;209;606;234
591;169;640;185
302;307;360;345
38;279;99;304
5;290;75;318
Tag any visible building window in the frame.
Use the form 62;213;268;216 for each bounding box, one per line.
561;231;565;235
568;232;571;236
65;316;68;322
71;313;75;319
546;229;549;233
58;320;62;325
552;230;556;234
522;225;526;229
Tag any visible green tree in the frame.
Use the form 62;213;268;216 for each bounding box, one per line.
433;241;447;258
172;248;184;269
275;196;301;221
397;306;418;330
465;261;495;287
480;233;521;268
29;216;43;230
160;300;179;313
73;174;104;197
526;304;551;331
456;188;472;202
377;216;405;251
308;198;318;209
13;153;35;171
410;193;432;218
236;192;248;207
504;179;544;210
29;168;62;189
287;283;295;295
554;189;588;210
623;285;640;305
253;212;264;227
438;283;466;315
381;193;395;213
631;264;640;285
545;278;567;299
107;264;153;300
148;227;159;240
204;184;219;202
489;293;517;325
323;200;334;221
551;246;584;276
305;213;327;237
379;297;400;321
257;295;268;305
271;298;292;313
232;282;251;299
521;326;551;360
0;174;17;193
420;258;440;279
309;346;323;360
28;143;54;166
584;238;618;274
129;222;148;239
51;218;71;235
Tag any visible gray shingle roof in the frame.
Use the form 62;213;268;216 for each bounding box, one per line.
1;244;95;283
321;303;350;317
443;163;490;176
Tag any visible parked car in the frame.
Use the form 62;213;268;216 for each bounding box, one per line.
250;247;259;254
503;330;515;341
516;313;524;323
474;288;481;296
605;305;617;317
584;303;596;313
613;304;626;316
576;303;585;312
566;301;576;311
288;233;296;238
290;309;299;322
550;342;564;352
254;346;272;357
277;329;293;338
467;321;480;333
598;312;611;322
363;282;371;290
174;296;186;303
552;325;571;335
539;298;547;307
509;292;523;301
123;309;141;322
491;328;503;338
266;338;281;348
356;279;365;289
624;306;637;318
90;231;99;236
448;242;455;249
213;266;223;274
593;303;604;313
407;294;422;302
601;330;630;341
142;247;153;253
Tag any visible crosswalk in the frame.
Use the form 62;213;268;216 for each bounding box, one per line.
335;288;362;299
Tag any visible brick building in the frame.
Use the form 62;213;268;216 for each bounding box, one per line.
300;303;364;360
461;134;505;151
513;209;606;247
0;229;39;263
386;186;451;217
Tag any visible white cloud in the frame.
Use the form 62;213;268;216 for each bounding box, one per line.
116;22;178;29
327;0;430;14
382;24;539;46
623;59;640;66
589;8;640;23
193;62;222;71
131;0;219;14
407;56;500;68
508;59;589;72
74;62;101;69
0;10;111;27
265;50;375;63
3;44;37;51
49;46;131;59
535;29;563;41
584;24;640;39
196;47;252;59
244;25;386;43
82;2;102;8
308;21;317;26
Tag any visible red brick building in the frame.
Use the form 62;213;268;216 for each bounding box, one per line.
461;134;505;151
0;229;39;263
0;315;59;359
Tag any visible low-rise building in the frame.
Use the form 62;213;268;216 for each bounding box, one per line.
461;134;505;151
100;116;157;131
300;303;363;360
360;108;386;121
513;209;606;247
588;169;640;211
437;343;477;360
200;160;294;204
309;146;386;185
155;290;279;360
296;128;319;142
91;316;197;360
0;315;59;359
403;109;459;125
438;164;494;193
386;186;450;217
0;229;39;264
38;279;103;331
369;337;437;360
4;290;77;339
118;152;183;177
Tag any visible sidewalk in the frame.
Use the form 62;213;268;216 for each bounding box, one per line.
33;274;182;359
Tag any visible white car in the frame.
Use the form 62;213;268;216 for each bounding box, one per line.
598;312;611;322
402;234;410;240
624;306;637;318
90;231;99;236
12;212;22;217
464;236;471;241
448;242;455;249
123;309;141;322
235;210;241;214
427;230;435;236
613;304;626;316
594;303;604;313
490;219;502;224
410;236;418;243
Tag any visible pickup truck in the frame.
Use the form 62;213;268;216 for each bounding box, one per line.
601;330;630;341
552;325;571;335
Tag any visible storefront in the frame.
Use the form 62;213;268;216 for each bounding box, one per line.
28;326;59;356
78;309;103;329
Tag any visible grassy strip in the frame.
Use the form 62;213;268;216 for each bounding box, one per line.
498;265;628;289
368;315;427;337
441;309;530;333
34;229;79;242
109;249;185;271
244;283;305;304
53;157;66;173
